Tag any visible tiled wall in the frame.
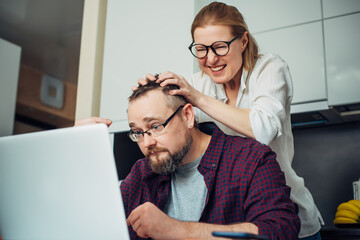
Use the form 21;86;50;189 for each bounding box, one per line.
292;121;360;226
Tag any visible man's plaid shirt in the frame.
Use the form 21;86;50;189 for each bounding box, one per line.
121;125;300;240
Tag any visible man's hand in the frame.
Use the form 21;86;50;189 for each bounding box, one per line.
73;117;112;127
127;202;181;240
127;202;258;240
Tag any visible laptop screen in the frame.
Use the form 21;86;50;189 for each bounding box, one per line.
0;124;130;240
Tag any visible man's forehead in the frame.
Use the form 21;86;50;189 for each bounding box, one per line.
128;92;170;126
131;89;165;103
128;110;168;128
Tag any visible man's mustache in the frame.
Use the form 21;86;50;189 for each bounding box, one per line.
145;147;168;157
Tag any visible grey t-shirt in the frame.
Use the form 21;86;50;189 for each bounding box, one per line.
164;154;207;221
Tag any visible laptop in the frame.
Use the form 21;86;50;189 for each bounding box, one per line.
0;124;130;240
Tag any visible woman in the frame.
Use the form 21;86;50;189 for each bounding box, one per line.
138;2;323;239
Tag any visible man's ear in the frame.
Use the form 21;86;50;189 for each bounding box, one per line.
182;103;195;129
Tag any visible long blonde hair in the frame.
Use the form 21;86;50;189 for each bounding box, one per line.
191;2;260;74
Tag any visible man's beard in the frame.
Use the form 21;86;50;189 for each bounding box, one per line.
146;136;193;175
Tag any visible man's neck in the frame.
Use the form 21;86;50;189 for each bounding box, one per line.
180;129;212;166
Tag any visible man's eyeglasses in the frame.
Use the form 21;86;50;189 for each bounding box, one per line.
128;105;184;142
188;36;239;59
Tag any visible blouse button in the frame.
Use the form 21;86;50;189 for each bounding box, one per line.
212;164;216;168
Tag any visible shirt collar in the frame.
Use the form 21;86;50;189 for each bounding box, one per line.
240;68;249;91
198;123;226;171
207;69;248;102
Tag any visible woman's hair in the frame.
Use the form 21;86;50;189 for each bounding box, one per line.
191;2;260;74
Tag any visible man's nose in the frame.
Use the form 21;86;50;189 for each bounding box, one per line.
142;133;156;148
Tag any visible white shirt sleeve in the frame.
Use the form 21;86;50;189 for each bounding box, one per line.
249;55;293;145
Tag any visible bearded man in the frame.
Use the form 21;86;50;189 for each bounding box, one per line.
118;81;300;240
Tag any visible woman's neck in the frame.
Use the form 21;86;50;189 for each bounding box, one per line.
223;67;242;105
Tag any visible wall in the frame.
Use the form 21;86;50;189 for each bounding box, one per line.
75;0;106;121
99;0;195;133
292;121;360;226
0;38;21;137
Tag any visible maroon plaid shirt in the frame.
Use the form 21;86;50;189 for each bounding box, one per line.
121;125;300;240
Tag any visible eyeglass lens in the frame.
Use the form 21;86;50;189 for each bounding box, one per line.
128;105;184;142
190;42;229;58
189;36;239;59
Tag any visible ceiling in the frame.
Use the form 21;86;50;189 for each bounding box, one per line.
0;0;84;85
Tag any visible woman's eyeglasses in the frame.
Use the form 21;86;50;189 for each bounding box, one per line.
188;36;239;59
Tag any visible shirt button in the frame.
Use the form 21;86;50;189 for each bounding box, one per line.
212;164;216;168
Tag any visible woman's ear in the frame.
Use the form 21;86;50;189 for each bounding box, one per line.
241;31;249;51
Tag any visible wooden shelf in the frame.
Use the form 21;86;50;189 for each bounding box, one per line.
16;65;77;128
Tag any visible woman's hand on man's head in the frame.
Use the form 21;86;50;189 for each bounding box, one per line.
131;73;159;91
132;71;202;107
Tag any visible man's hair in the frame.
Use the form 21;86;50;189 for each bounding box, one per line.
128;81;187;111
128;81;198;128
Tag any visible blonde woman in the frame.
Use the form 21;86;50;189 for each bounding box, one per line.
138;2;323;239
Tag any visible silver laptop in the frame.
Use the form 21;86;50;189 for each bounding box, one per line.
0;124;130;240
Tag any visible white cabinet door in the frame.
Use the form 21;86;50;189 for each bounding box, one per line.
101;0;195;132
254;22;326;105
322;0;360;18
212;0;321;33
324;13;360;106
0;38;21;137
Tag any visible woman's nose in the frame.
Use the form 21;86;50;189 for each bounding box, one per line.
206;48;219;64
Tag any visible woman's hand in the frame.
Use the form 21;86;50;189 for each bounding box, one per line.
132;73;158;91
132;71;203;107
74;117;112;127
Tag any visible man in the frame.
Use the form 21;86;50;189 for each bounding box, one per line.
120;81;300;240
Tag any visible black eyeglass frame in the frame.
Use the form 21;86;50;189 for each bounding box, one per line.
188;36;239;59
128;105;184;142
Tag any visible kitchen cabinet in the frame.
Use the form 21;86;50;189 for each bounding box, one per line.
100;0;194;132
324;13;360;106
220;0;321;33
204;0;326;112
322;0;360;18
254;22;326;105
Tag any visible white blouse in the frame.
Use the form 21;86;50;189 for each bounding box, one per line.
190;53;323;238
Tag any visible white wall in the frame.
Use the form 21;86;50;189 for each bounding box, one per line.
100;0;195;132
0;38;21;137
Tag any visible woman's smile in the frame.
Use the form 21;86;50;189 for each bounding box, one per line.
209;64;226;72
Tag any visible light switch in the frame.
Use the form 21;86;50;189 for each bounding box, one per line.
40;74;64;109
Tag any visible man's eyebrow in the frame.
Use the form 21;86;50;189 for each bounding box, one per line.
128;116;160;128
142;116;159;122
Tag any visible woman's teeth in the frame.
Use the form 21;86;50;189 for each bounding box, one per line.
210;65;226;72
